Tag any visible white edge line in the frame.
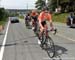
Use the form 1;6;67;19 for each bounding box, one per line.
0;21;10;60
57;33;75;42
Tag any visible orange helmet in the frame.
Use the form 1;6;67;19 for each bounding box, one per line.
31;10;38;16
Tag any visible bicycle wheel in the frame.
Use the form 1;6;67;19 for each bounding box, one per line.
40;32;46;49
46;36;55;58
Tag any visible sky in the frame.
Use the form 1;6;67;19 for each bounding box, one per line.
0;0;37;9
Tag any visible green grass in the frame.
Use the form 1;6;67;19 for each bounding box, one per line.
19;16;24;19
0;17;7;25
0;21;6;25
53;13;69;23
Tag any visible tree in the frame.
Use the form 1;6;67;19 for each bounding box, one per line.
0;8;8;21
35;0;75;12
0;8;5;21
35;0;46;10
48;0;75;12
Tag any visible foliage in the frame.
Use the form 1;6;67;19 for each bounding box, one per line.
9;12;19;17
53;13;69;23
0;8;5;21
35;0;75;12
0;8;8;20
0;8;8;25
35;0;46;10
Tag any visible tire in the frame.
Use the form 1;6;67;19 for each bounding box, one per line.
25;20;30;28
40;32;46;49
46;36;55;58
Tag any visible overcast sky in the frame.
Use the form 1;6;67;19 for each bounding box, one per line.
0;0;36;9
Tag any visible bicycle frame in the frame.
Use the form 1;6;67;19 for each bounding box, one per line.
41;26;49;45
41;27;55;58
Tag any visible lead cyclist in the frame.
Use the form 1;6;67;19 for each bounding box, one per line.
38;7;57;44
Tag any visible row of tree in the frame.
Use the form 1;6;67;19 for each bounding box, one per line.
35;0;75;12
0;8;8;21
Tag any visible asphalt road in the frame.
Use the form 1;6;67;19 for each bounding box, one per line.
0;20;75;60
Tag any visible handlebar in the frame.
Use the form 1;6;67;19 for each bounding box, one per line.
47;28;57;35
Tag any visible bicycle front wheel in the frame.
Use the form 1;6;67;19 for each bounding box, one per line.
46;36;55;58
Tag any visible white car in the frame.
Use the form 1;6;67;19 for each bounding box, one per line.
9;17;19;23
67;13;75;27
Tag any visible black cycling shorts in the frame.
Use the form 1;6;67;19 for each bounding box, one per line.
31;16;37;22
41;21;46;27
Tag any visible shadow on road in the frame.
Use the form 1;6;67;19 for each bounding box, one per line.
42;44;68;60
55;45;67;56
0;43;17;47
70;27;75;29
15;35;36;41
0;35;37;47
51;45;68;60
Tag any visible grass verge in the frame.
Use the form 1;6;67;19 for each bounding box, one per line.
0;21;6;25
53;13;69;23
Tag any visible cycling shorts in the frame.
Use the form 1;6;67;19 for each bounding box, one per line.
41;21;46;27
31;16;37;22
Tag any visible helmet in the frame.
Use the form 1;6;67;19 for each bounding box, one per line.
32;9;37;13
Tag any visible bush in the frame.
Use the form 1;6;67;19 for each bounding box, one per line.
0;8;8;25
53;13;69;23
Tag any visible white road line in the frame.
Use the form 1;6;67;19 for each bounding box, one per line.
57;33;75;42
0;21;10;60
43;57;75;60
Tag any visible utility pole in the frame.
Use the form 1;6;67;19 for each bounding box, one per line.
42;0;48;7
26;3;29;13
46;0;48;7
57;0;59;8
0;0;1;7
26;3;28;10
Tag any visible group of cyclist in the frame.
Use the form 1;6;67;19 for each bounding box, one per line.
25;7;57;44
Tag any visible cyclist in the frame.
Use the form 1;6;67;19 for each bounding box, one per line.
30;10;38;30
25;12;31;26
38;7;56;44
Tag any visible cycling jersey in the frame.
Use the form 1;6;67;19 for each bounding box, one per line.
38;11;52;22
31;12;38;22
31;12;38;17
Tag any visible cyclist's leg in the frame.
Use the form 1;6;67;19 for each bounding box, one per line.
38;21;46;40
38;26;44;44
33;17;38;31
31;19;34;26
32;19;35;29
44;24;48;37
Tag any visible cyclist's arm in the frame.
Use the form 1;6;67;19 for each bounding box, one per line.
48;14;54;30
38;16;42;26
49;20;54;29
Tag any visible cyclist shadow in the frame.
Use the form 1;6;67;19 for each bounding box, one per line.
44;44;67;60
55;45;67;56
0;43;17;47
52;45;68;60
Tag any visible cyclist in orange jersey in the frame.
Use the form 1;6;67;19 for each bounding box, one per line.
31;10;38;30
38;7;56;41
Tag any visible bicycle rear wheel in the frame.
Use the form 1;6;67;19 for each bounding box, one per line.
46;36;55;58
